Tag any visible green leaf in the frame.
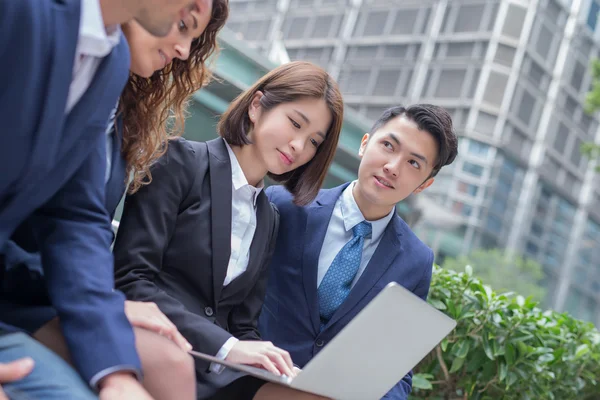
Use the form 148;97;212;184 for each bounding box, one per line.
483;335;495;360
498;361;508;382
449;354;466;373
440;339;449;352
411;373;433;390
455;340;471;358
505;343;516;365
575;344;590;359
429;299;447;310
465;264;473;277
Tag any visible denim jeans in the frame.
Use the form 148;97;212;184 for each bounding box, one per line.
0;332;97;400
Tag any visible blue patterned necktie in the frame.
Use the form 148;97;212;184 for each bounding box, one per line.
318;221;372;329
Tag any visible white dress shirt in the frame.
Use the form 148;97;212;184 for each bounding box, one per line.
65;0;121;114
223;139;264;286
69;0;134;389
317;182;395;289
212;139;265;372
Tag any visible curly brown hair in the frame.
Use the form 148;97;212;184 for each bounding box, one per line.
119;0;229;193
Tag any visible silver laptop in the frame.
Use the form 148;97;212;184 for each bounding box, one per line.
191;282;456;400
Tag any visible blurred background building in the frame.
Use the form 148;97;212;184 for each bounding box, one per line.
220;0;600;323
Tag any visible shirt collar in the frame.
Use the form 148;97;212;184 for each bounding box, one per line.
340;181;395;241
79;0;121;58
223;139;264;206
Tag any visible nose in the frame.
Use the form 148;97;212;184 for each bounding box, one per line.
174;42;191;61
289;138;305;155
383;159;401;177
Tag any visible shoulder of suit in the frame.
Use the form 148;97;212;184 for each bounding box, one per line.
392;214;433;255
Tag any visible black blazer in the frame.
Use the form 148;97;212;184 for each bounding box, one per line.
113;137;279;394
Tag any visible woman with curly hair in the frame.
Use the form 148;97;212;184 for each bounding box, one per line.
1;1;229;399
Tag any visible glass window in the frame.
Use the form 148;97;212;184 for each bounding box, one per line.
463;161;484;177
570;136;583;168
486;214;502;233
483;71;508;106
457;181;479;197
570;61;586;92
435;69;466;98
517;89;536;126
553;122;569;154
372;70;400;96
383;44;408;59
467;140;490;157
391;9;418;35
502;4;527;39
564;94;578;116
535;21;554;60
474;112;497;136
531;221;544;236
454;4;485;33
452;201;473;217
587;1;600;31
446;42;475;58
467;68;481;99
346;45;378;61
526;241;539;256
491;196;508;215
363;10;388;36
286;16;309;39
494;44;516;67
311;15;334;38
527;59;547;88
339;69;370;95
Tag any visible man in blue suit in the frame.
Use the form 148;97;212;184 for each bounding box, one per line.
260;105;459;399
0;0;198;398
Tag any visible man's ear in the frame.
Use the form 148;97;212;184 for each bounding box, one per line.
248;91;264;122
414;177;434;194
358;133;370;158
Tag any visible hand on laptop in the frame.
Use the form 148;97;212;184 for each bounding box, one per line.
124;300;192;351
226;341;296;378
0;357;34;400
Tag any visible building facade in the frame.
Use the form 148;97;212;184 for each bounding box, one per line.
225;0;600;324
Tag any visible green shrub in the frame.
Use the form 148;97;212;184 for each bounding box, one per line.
410;266;600;400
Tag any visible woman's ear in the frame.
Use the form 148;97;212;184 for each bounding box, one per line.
248;91;264;123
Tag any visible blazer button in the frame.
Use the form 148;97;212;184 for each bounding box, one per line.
204;306;214;317
315;339;325;348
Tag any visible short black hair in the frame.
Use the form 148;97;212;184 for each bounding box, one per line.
369;104;458;177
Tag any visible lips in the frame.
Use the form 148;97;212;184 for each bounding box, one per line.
374;175;394;189
158;50;171;68
278;150;294;166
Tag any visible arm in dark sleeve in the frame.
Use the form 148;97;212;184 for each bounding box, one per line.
228;205;280;340
382;249;434;399
32;133;141;385
113;140;232;370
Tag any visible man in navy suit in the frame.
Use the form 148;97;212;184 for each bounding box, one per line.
0;0;198;398
259;105;459;399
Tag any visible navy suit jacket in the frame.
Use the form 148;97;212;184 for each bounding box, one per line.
0;0;140;383
259;184;434;400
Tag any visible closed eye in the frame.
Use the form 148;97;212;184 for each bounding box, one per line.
178;20;188;32
289;117;301;129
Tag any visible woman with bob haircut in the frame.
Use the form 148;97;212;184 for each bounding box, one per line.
3;1;229;399
113;61;343;399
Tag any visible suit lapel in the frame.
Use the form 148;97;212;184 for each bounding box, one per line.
105;116;127;218
207;139;233;305
303;184;348;334
223;192;271;298
326;214;404;329
24;0;80;183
